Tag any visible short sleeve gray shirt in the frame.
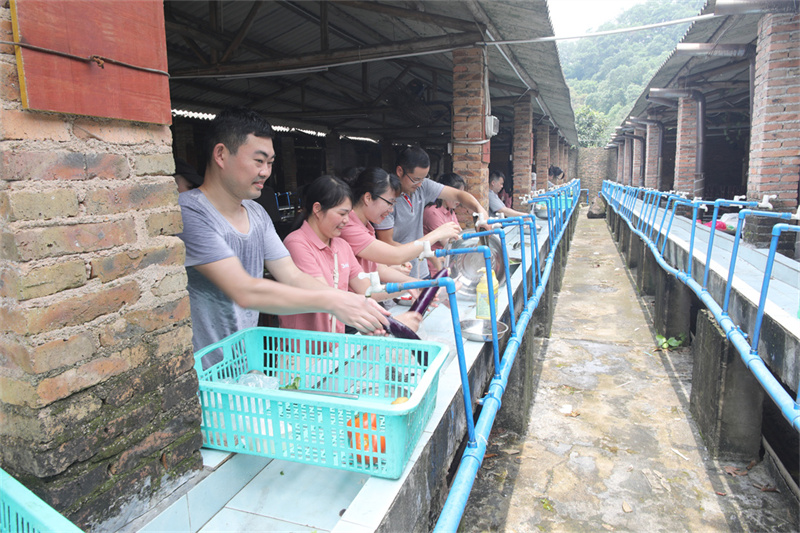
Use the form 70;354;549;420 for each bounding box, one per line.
177;188;289;367
488;190;505;217
374;178;444;278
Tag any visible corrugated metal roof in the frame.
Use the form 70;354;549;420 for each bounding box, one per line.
165;1;577;146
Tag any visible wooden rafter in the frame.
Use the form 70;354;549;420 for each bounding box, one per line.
220;1;265;63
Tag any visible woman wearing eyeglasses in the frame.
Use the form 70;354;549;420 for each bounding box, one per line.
281;174;421;335
339;167;460;286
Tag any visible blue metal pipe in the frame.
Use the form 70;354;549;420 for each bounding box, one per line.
602;183;800;434
434;187;571;533
462;229;516;338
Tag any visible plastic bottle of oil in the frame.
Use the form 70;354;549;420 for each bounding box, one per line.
475;268;498;320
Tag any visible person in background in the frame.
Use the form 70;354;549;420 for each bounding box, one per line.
375;146;489;279
177;108;388;368
488;170;529;219
281;175;422;334
340;167;460;285
423;172;466;274
173;157;203;193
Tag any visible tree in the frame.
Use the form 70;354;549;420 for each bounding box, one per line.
575;106;609;147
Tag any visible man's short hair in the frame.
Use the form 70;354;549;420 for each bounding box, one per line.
204;107;275;164
489;170;505;183
396;146;430;175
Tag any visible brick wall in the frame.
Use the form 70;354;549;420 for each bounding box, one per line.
745;12;799;255
0;5;202;530
577;147;615;201
534;124;549;189
622;138;631;185
616;142;624;182
632;127;646;187
451;47;489;220
512;97;533;209
645;122;662;189
674;96;700;197
549;130;559;171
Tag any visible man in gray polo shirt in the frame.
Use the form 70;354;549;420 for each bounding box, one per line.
375;146;489;278
178;107;388;367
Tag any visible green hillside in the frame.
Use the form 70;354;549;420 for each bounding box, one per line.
558;0;706;146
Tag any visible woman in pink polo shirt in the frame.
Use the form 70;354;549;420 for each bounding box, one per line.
281;175;421;334
423;173;466;274
339;167;460;285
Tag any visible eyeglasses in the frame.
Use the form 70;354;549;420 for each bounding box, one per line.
402;171;429;184
375;195;396;206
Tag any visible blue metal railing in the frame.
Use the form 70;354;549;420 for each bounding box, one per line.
381;180;581;533
602;180;800;434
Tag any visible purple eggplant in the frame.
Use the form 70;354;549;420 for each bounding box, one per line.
409;268;449;315
385;315;420;340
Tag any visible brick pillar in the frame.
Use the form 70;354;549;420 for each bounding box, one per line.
616;143;624;182
512;96;534;209
535;123;550;189
645;122;662;189
0;9;201;529
562;143;570;180
622;138;632;185
675;96;700;197
745;12;800;256
549;130;559;172
633;127;646;187
325;131;340;175
452;47;489;217
281;135;298;193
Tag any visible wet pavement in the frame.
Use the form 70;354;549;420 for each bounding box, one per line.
459;215;799;532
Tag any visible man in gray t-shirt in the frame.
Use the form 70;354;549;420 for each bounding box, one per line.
177;108;387;368
375;147;489;278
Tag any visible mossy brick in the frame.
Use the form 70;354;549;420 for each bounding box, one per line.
161;371;200;412
133;153;175;176
8;281;140;335
34;463;109;512
35;345;147;407
73;118;172;146
10;220;137;260
95;364;162;408
160;432;203;472
0;60;19;101
146;208;183;237
0;19;14;55
14;259;87;300
125;297;190;333
0;151;87;181
68;461;161;528
83;181;177;216
3;188;79;221
0;392;103;444
151;270;188;298
0;109;72;142
110;416;191;476
90;241;184;283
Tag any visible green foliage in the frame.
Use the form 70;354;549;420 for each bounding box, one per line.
656;333;687;350
575;105;609;147
560;0;706;140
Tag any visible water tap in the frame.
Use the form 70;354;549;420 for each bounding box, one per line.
793;205;800;220
415;240;434;260
693;197;708;212
758;194;777;209
358;271;384;297
733;195;747;203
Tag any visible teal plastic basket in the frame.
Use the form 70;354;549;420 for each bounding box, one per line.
193;327;448;479
1;469;83;533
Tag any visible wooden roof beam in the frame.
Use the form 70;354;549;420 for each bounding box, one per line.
335;1;484;33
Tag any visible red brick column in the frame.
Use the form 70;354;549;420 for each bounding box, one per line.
549;130;559;172
0;8;201;528
745;12;800;255
452;47;489;221
632;127;646;187
645;122;662;189
512;96;534;209
616;142;624;182
621;138;631;185
674;96;700;197
535;123;550;189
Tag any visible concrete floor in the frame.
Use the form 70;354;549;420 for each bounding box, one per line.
460;215;799;532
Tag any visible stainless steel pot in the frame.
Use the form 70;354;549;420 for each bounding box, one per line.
447;234;507;297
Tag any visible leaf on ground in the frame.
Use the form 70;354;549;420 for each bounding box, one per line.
485;453;498;459
622;501;633;513
724;465;749;476
716;491;726;496
503;449;521;455
753;483;780;493
565;410;581;417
